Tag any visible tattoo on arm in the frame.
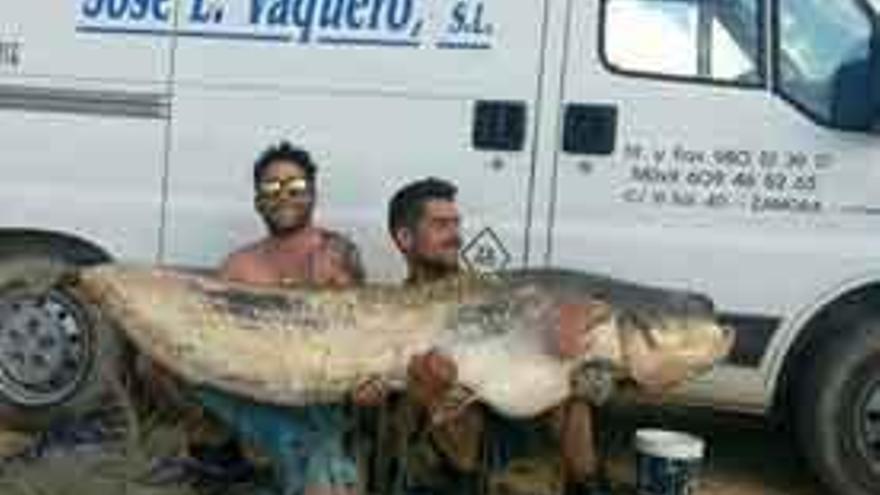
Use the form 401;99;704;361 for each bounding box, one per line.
326;232;367;284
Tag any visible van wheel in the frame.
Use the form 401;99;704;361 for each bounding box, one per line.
0;255;123;431
797;316;880;495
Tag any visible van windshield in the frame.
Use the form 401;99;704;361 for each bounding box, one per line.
777;0;872;122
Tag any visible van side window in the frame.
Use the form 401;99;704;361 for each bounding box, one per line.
777;0;872;125
602;0;764;86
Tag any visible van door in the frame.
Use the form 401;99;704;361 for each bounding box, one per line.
549;0;880;410
0;1;173;261
162;0;549;280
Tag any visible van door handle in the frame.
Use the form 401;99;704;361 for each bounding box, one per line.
562;103;618;155
472;100;527;152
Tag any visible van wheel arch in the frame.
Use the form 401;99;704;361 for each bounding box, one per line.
0;230;114;265
772;285;880;495
0;231;124;431
772;284;880;422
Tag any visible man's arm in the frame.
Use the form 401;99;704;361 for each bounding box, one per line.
427;406;485;472
318;231;385;407
322;231;366;285
407;351;486;472
408;301;611;473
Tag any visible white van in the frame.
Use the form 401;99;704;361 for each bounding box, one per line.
0;0;878;493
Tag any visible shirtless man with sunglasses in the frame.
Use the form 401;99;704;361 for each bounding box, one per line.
221;142;364;289
151;142;380;495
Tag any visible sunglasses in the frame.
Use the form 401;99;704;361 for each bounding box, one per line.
256;177;312;197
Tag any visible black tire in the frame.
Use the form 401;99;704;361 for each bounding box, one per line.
0;254;124;431
797;316;880;495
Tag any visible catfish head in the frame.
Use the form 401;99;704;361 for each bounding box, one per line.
508;269;736;396
611;298;735;393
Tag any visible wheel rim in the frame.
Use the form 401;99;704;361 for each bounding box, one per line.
856;374;880;471
0;289;92;407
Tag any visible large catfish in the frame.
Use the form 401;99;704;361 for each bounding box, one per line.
70;264;734;418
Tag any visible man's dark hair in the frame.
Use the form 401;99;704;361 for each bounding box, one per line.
253;141;317;187
388;177;458;236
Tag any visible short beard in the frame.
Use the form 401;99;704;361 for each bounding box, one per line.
410;254;460;281
259;209;313;238
266;219;307;237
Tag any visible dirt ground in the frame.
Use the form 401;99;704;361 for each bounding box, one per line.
1;404;828;495
597;405;825;495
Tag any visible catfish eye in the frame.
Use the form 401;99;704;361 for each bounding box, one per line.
680;293;714;315
618;310;659;348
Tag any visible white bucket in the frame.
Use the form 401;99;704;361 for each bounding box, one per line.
635;429;706;495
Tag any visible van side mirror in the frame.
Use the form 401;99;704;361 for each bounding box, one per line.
830;17;880;133
832;16;880;133
831;59;874;131
874;17;880;132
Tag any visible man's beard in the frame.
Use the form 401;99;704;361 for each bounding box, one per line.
415;255;459;273
265;217;307;236
410;241;461;279
258;202;313;237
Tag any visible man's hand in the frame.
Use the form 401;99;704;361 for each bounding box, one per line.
407;350;457;412
351;376;387;407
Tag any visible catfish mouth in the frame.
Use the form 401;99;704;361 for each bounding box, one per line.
620;312;736;393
